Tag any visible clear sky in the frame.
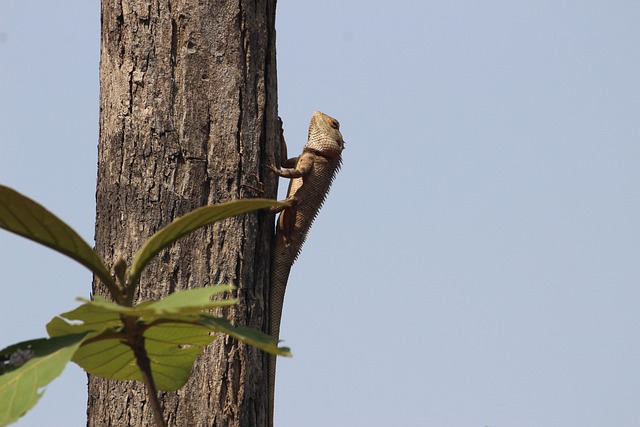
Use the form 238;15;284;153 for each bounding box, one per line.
1;1;639;426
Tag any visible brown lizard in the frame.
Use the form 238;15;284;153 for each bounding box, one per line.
268;111;345;426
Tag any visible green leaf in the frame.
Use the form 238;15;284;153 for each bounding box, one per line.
45;287;290;391
0;185;117;294
0;334;88;426
196;315;292;358
145;285;237;312
46;303;122;338
78;286;239;318
46;286;239;339
72;321;216;391
128;199;285;288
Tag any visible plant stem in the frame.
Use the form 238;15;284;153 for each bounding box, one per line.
137;355;166;427
125;316;166;427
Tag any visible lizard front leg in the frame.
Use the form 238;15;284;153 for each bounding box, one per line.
269;153;313;178
269;155;313;238
275;116;299;169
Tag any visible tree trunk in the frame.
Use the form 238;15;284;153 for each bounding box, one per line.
88;1;278;426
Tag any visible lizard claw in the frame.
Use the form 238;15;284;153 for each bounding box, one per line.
268;164;280;175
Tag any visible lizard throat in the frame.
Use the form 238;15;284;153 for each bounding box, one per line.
303;146;341;159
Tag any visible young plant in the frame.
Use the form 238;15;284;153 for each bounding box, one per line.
0;185;290;426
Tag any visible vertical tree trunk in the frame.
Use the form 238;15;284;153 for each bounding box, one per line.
88;1;278;426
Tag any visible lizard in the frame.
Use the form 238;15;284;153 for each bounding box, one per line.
267;111;345;426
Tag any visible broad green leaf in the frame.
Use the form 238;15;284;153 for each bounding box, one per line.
0;334;88;426
70;316;290;391
46;287;237;339
47;300;210;390
45;287;290;391
196;315;292;358
145;285;236;312
72;321;215;391
0;185;116;293
129;199;285;288
46;303;121;338
79;286;238;318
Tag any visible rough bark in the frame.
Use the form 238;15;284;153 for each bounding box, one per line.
88;1;278;426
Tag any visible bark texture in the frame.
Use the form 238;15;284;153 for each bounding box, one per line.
89;1;278;426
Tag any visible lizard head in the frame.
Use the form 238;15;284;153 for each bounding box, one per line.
305;111;345;158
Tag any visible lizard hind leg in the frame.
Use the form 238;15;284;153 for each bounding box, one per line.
277;197;299;241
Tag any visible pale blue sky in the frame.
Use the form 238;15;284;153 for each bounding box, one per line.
1;1;639;426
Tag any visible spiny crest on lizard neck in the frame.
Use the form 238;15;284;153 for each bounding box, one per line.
304;111;345;158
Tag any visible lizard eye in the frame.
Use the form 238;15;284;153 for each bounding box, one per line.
330;119;340;129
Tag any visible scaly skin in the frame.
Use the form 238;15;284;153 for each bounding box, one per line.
268;111;345;426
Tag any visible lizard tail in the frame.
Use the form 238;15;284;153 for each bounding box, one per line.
268;245;295;427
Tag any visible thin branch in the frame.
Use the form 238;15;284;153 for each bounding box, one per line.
124;316;166;427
